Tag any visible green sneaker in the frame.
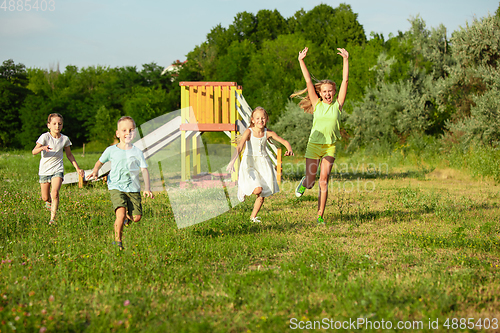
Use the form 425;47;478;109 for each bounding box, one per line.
295;176;306;197
317;216;325;225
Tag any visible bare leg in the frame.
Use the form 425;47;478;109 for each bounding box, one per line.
114;207;126;242
304;158;319;189
50;177;63;221
251;197;264;219
250;187;263;219
317;156;335;217
40;182;51;204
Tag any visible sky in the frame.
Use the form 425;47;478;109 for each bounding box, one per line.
0;0;498;71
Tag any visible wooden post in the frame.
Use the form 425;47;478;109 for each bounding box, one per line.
277;148;282;185
82;143;85;157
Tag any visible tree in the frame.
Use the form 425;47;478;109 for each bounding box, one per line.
244;34;311;124
123;86;171;128
0;59;30;147
272;100;312;154
445;14;500;146
216;40;256;84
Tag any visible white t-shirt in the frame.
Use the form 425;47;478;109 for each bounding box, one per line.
36;132;72;176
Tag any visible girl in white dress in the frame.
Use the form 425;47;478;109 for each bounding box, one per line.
227;107;294;222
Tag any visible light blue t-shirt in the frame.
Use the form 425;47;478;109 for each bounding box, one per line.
99;145;148;192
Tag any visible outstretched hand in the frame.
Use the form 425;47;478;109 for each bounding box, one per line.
86;171;97;181
298;47;308;61
337;48;349;59
226;163;235;173
284;150;294;157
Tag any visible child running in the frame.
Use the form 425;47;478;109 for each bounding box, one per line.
291;47;349;225
226;107;294;222
87;116;153;250
32;113;84;225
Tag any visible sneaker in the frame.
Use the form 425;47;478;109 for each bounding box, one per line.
295;176;306;197
123;219;130;227
112;241;124;250
48;219;56;226
317;216;325;225
45;202;51;210
250;216;261;223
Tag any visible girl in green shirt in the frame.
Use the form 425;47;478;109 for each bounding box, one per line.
291;47;349;224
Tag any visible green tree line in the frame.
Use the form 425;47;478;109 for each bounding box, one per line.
1;3;499;153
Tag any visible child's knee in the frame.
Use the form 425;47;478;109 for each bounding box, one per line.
253;187;263;195
318;179;328;191
133;215;142;222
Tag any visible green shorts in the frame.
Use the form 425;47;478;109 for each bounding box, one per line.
305;142;336;160
109;189;143;217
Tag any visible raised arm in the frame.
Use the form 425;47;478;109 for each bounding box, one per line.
226;129;251;172
267;130;294;156
298;47;319;107
336;48;349;108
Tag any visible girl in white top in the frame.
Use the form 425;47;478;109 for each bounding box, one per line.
32;113;84;225
227;107;294;222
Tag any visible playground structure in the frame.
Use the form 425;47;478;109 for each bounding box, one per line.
63;82;282;188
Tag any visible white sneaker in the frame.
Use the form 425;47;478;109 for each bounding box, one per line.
250;216;261;223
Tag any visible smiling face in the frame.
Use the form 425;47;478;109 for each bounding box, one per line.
251;109;268;129
116;119;136;145
319;83;335;104
47;116;63;137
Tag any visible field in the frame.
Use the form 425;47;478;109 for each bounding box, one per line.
1;149;499;332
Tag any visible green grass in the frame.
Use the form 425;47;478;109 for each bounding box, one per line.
1;150;500;332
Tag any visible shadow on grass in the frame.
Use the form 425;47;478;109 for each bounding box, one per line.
283;168;435;182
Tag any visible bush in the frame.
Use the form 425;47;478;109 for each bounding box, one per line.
271;100;312;154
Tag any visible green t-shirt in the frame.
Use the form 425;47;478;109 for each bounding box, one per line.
308;100;342;144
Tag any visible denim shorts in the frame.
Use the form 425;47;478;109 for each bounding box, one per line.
39;172;64;183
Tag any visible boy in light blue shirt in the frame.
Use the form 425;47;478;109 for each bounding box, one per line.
88;116;153;250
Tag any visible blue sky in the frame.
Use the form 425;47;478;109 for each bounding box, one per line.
0;0;498;71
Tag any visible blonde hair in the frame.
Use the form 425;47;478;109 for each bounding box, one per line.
117;116;136;129
290;79;337;114
249;106;269;128
47;113;63;123
232;107;270;145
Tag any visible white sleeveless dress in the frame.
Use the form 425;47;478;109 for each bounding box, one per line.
237;128;279;202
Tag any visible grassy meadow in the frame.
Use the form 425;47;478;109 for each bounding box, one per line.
0;147;500;332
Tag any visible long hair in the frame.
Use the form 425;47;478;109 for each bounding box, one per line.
290;79;336;114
